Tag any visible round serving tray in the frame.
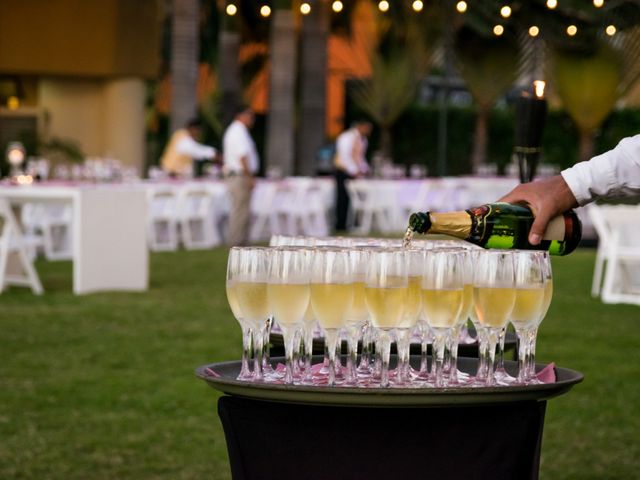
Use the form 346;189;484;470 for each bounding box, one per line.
195;356;583;408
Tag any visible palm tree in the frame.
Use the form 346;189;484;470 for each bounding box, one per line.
170;0;199;133
454;26;518;172
217;0;242;128
297;0;330;176
265;0;297;176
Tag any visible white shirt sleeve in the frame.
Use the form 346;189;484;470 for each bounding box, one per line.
561;134;640;205
175;136;216;160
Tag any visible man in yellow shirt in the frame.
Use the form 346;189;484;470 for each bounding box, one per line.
160;119;217;177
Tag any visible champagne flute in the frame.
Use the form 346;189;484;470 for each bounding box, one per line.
526;251;553;383
226;247;253;380
447;249;474;385
395;248;424;386
344;248;371;385
365;249;407;388
310;248;353;386
472;250;516;386
267;247;310;384
422;250;465;388
511;251;546;384
232;247;270;382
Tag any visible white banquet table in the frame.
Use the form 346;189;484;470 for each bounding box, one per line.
0;183;148;295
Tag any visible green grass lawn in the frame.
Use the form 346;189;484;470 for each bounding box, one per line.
1;248;639;479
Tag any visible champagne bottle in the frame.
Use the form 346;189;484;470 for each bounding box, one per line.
407;203;582;256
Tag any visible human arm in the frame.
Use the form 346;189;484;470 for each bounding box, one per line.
239;155;256;189
176;136;216;159
499;134;640;244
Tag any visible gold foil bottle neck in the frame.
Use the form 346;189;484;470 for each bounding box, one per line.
428;212;472;238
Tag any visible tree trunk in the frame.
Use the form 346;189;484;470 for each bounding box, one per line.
218;0;241;128
578;129;595;163
297;0;329;176
266;8;297;177
471;106;490;174
170;0;199;133
380;126;392;162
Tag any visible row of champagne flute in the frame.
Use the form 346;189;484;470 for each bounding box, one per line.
225;238;552;387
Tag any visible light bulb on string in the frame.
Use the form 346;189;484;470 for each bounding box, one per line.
456;1;467;13
546;0;557;9
529;26;540;37
225;3;237;16
300;2;311;14
606;24;616;36
593;0;604;7
260;5;271;17
567;25;577;36
378;0;390;12
500;5;511;18
493;25;504;36
412;0;424;12
332;0;343;12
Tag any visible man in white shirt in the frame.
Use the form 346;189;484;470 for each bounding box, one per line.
500;134;640;244
334;120;372;231
223;106;259;246
160;119;217;177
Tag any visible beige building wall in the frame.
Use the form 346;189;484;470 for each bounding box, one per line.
38;78;146;171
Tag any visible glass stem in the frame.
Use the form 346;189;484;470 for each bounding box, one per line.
379;330;391;388
346;325;359;385
527;326;539;380
448;324;462;384
485;328;499;386
302;324;314;382
281;326;296;385
262;317;272;370
357;322;372;374
515;326;528;384
325;329;339;387
238;325;253;380
419;325;430;378
496;326;506;372
252;325;265;382
433;330;447;388
475;328;488;382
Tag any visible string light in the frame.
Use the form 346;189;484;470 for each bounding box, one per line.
300;2;311;14
225;3;237;15
332;0;343;12
529;26;540;37
493;25;504;36
412;0;424;12
456;1;467;13
500;5;512;18
593;0;604;7
378;0;389;12
546;0;557;9
606;24;616;36
567;25;577;36
260;5;271;17
7;96;19;110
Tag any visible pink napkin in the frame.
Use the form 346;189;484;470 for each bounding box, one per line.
535;362;556;383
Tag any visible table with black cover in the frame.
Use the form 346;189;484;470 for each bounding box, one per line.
196;356;582;480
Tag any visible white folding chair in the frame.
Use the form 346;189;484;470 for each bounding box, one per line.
146;185;180;251
177;184;221;250
589;204;640;305
40;203;73;261
274;177;330;237
0;198;44;294
346;180;396;234
249;182;280;242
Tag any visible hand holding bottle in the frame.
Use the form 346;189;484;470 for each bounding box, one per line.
498;175;579;245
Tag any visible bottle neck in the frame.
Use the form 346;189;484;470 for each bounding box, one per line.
427;211;472;239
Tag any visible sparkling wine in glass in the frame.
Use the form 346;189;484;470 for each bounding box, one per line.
344;248;371;385
226;247;253;380
526;251;553;383
310;248;353;386
422;250;465;387
267;247;310;384
365;249;407;388
511;250;546;384
232;247;271;382
472;250;516;386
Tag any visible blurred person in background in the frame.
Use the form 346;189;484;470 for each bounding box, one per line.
334;120;373;231
223;105;259;246
500;134;640;243
160;118;217;177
